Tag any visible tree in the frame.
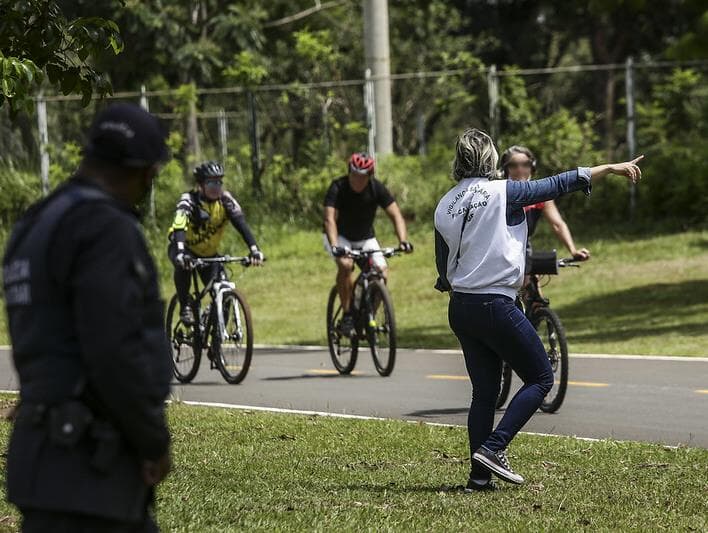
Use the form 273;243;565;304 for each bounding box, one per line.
0;0;123;113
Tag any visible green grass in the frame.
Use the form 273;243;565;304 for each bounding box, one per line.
2;222;707;355
173;222;708;356
1;397;706;531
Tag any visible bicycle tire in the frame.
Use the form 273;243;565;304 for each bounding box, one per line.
212;289;253;384
495;361;513;409
365;280;396;376
166;295;201;383
326;286;358;374
534;307;569;413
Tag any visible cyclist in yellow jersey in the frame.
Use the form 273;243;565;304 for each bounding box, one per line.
168;161;264;324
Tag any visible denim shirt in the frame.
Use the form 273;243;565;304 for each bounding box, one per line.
506;167;592;225
434;167;592;292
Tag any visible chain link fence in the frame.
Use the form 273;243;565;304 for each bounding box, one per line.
2;58;706;225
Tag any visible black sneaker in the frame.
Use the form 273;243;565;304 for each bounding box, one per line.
339;313;355;337
472;446;524;485
180;306;195;326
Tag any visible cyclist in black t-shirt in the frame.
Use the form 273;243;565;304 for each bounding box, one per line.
323;152;413;335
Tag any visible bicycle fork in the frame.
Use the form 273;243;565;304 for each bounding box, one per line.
213;281;242;341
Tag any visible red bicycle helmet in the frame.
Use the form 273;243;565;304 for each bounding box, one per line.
349;152;375;175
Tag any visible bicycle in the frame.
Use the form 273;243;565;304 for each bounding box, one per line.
326;246;403;377
495;251;580;413
166;255;255;385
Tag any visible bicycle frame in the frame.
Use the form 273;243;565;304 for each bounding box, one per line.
188;257;249;346
348;248;398;320
521;254;580;317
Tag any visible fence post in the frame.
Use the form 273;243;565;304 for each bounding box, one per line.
247;91;262;196
138;86;156;220
140;84;149;112
37;94;50;196
218;109;228;165
364;68;376;158
487;64;500;141
417;111;427;155
625;56;637;219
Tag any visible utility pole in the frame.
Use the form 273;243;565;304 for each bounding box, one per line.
487;65;500;141
36;94;49;196
625;56;637;219
363;0;393;155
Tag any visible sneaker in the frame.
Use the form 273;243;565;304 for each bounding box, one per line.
472;446;525;485
339;313;355;337
180;306;195;326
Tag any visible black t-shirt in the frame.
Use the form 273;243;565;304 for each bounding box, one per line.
323;176;395;240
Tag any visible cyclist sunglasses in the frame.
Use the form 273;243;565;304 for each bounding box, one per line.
204;178;223;188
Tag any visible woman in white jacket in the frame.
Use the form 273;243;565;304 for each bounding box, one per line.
434;128;642;490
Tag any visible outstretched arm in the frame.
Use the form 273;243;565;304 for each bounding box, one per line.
589;155;643;183
507;155;644;211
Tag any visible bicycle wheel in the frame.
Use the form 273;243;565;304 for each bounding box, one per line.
166;295;201;383
326;286;358;374
365;280;396;376
495;361;513;409
534;307;569;413
213;289;253;384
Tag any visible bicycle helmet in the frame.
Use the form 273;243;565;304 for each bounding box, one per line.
348;152;375;175
193;161;224;182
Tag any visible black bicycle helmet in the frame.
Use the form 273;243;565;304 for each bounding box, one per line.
193;161;224;181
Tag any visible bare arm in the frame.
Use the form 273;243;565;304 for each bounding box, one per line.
542;200;590;260
323;206;339;247
384;201;408;244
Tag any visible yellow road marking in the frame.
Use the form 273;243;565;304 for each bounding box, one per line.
566;381;609;387
696;389;708;395
425;375;610;387
307;368;364;376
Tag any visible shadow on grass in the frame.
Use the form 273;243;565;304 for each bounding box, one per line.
341;483;505;495
558;279;708;343
690;236;708;250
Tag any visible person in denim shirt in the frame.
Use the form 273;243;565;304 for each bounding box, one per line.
434;128;642;490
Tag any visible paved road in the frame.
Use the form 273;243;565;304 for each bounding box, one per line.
1;347;706;447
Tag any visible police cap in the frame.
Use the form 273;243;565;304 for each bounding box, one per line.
84;103;170;168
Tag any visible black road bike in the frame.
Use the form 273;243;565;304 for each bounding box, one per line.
495;252;580;413
326;247;403;377
166;256;254;384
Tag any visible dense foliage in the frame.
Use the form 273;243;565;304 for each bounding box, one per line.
1;0;706;230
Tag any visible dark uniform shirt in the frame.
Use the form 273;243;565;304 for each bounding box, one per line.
2;177;172;521
323;176;395;241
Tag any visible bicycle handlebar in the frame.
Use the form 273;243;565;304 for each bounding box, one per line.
191;255;260;267
344;246;403;259
558;257;581;268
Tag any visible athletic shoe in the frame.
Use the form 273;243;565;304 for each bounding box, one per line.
472;446;525;485
180;306;195;326
339;313;355;337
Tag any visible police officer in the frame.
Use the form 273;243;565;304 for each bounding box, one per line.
2;103;173;532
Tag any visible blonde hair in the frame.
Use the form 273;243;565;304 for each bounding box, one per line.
452;128;499;181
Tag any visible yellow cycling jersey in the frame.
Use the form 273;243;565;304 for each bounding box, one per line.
168;190;243;257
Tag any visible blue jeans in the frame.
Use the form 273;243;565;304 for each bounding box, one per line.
448;292;553;473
